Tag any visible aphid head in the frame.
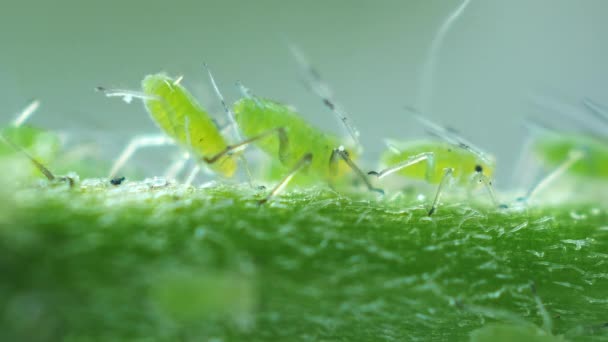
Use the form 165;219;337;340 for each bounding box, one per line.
474;154;496;179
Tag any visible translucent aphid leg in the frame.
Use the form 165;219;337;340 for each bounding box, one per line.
163;152;190;181
184;165;201;187
203;127;289;165
368;152;435;180
428;167;455;216
329;146;384;195
12;99;41;127
286;41;361;148
258;153;313;205
470;171;501;208
109;134;174;178
525;149;585;203
510;133;538;190
530;282;553;334
0;133;56;181
239;155;256;189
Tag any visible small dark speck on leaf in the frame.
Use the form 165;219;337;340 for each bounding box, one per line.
110;177;126;186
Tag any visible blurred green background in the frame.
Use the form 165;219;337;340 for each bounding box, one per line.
0;0;606;184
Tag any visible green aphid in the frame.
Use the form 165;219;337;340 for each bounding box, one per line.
523;97;608;202
100;66;381;203
98;73;239;182
369;115;499;216
230;95;381;203
141;73;238;178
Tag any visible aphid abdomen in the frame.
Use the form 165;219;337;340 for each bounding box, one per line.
142;74;237;177
234;98;341;179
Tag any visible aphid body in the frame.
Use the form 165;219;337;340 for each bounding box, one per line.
233;97;353;180
379;139;495;185
141;73;237;178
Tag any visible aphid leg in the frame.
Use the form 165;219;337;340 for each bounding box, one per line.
470;172;501;208
368;152;435;180
203;127;289;165
239;155;256;189
428;167;455;216
258;153;313;205
163;152;190;180
109;134;174;178
530;282;553;334
0;133;56;181
184;165;201;187
524;149;585;203
510;133;539;190
329;146;384;195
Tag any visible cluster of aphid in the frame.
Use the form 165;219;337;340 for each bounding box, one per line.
2;2;607;216
91;54;498;215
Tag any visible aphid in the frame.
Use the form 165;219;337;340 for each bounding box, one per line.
368;114;499;216
222;94;383;204
519;96;608;203
100;63;381;203
362;0;500;215
97;74;239;183
201;46;384;203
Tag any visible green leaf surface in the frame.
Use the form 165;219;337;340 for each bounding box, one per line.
1;180;606;341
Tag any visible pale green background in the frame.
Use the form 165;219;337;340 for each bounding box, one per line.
0;0;606;185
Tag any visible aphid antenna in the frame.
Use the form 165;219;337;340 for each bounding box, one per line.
522;116;558;136
95;86;160;104
530;282;553;335
284;39;362;149
0;133;56;181
12;99;41;127
235;81;264;108
529;93;607;136
581;97;608;129
417;0;473;114
407;107;492;165
203;63;242;141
